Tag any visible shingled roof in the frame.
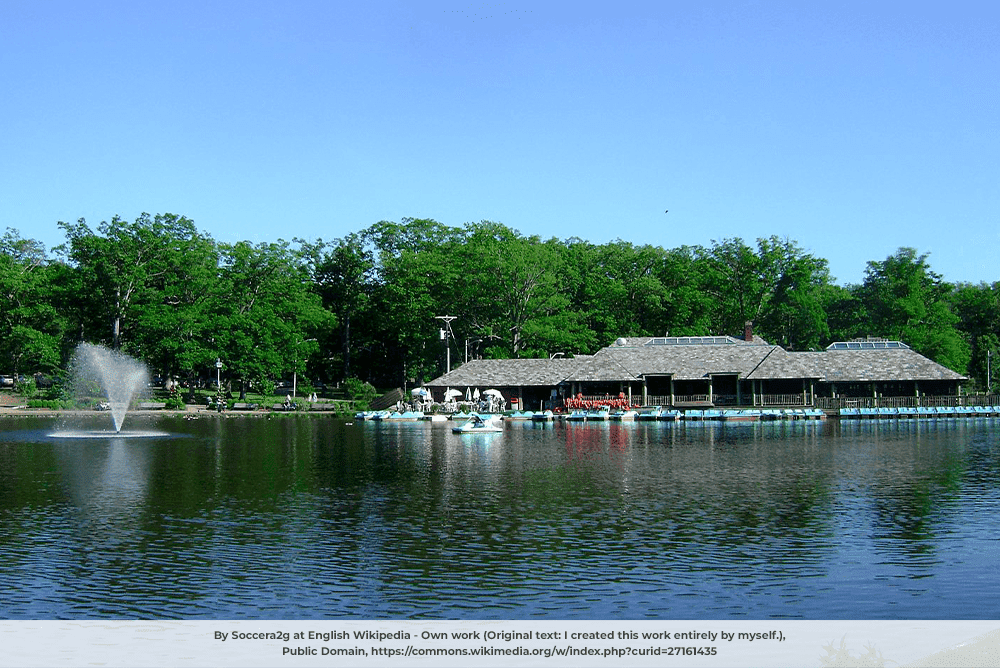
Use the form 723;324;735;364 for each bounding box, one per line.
426;357;593;388
423;337;966;388
807;349;965;382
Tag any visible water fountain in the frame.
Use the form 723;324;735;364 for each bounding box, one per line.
66;342;152;434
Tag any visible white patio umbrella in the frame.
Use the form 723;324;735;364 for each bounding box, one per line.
411;387;429;397
445;389;462;399
473;388;481;400
484;389;503;398
465;387;472;401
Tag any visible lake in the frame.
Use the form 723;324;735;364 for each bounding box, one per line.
1;413;998;619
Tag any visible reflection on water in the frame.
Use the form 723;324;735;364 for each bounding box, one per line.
1;414;999;619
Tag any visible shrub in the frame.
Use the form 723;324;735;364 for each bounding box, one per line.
343;377;377;406
257;379;276;398
165;395;186;410
14;377;36;397
27;399;74;410
164;386;185;410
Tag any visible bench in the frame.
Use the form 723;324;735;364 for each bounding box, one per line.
231;403;258;411
138;402;166;410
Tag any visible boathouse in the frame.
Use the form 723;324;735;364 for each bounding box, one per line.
424;335;966;411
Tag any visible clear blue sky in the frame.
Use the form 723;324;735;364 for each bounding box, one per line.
2;1;997;285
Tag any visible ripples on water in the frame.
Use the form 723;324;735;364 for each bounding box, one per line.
1;414;999;619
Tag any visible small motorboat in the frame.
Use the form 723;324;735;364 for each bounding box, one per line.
452;414;503;434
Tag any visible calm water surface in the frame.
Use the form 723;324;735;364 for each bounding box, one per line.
1;413;998;619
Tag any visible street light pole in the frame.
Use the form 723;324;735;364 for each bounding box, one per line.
216;358;222;391
435;316;457;374
989;350;993;395
294;338;317;398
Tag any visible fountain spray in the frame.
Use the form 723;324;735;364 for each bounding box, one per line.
70;343;150;433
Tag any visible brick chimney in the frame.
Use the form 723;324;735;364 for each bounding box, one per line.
744;321;754;342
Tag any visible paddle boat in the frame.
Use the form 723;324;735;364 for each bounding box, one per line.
636;406;662;420
382;410;424;421
452;414;503;434
584;406;611;421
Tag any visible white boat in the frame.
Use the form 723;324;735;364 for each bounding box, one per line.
565;409;588;421
358;410;392;421
531;410;554;421
610;409;638;421
585;406;611;421
452;415;503;434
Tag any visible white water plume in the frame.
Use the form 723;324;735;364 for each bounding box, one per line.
70;343;150;433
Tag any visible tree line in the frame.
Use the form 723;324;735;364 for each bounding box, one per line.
2;214;997;396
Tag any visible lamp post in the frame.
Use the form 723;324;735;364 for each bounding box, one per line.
293;338;317;398
989;350;993;395
215;358;222;391
465;338;482;363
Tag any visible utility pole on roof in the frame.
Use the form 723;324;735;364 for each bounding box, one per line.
435;316;457;374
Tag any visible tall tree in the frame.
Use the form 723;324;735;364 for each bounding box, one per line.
0;229;64;374
859;247;969;372
132;228;220;389
699;237;778;336
950;281;1000;388
359;218;464;384
56;213;199;351
655;245;716;337
460;222;577;357
211;240;330;399
758;240;831;350
301;234;374;382
699;236;830;347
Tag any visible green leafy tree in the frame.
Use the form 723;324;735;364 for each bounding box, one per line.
362;218;464;384
460;222;580;358
211;240;331;399
758;241;831;350
0;229;64;374
698;236;830;347
561;239;668;348
950;281;1000;389
699;237;778;336
655;245;716;336
858;247;969;372
132;226;220;395
821;283;868;344
301;234;372;382
56;213;197;351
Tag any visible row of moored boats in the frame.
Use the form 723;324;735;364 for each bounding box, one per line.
356;405;1000;427
839;405;1000;418
558;407;827;421
354;406;828;425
